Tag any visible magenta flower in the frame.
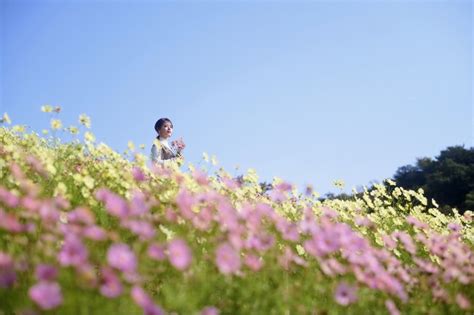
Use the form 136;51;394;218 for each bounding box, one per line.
58;235;88;267
168;239;192;271
100;267;123;298
35;264;58;282
29;282;63;310
107;243;137;273
215;242;241;275
334;282;357;306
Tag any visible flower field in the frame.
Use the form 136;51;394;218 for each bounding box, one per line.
0;111;472;314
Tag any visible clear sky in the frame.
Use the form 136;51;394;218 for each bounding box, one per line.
1;0;472;196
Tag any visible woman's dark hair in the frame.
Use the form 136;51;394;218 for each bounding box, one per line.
154;118;173;139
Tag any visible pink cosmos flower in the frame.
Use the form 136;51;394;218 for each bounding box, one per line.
129;191;150;216
385;299;400;315
29;282;63;310
123;220;156;240
96;188;129;219
215;242;241;275
168;239;192;271
0;209;24;233
244;254;263;272
68;207;95;225
83;225;108;241
100;267;123;298
58;235;88;267
132;167;146;182
131;286;164;315
107;243;137;273
334;282;357;306
0;186;20;207
201;306;220;315
455;293;471;310
176;189;195;220
148;243;166;261
38;202;60;224
0;252;16;288
193;169;209;186
35;264;58;282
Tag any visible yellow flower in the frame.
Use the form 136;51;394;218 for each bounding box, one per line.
12;125;26;133
84;131;95;143
79;114;91;128
333;179;345;189
211;155;218;166
83;176;95;189
0;113;11;124
68;126;79;135
41;105;53;113
128;141;135;151
139;144;145;150
51;119;62;130
202;152;209;162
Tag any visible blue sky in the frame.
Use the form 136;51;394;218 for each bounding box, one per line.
1;0;472;196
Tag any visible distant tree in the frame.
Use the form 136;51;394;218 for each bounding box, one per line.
393;145;474;214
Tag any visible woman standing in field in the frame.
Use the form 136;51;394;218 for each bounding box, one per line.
151;118;185;166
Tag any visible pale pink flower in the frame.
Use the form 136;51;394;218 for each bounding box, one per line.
193;169;209;186
38;202;60;224
29;282;63;310
385;299;400;315
176;189;195;220
201;306;220;315
334;282;357;306
244;254;263;271
168;238;192;270
215;242;241;275
131;285;165;315
455;293;471;310
107;243;137;273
